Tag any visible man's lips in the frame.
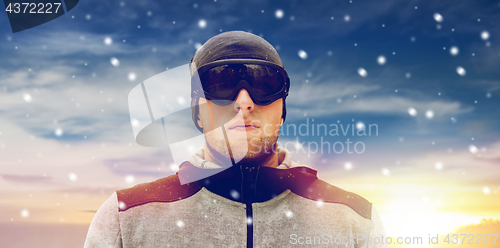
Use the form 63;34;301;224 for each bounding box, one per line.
228;121;260;131
229;125;259;131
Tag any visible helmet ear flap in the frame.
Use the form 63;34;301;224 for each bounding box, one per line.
191;96;203;133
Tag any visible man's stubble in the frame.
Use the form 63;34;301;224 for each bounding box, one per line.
205;129;278;167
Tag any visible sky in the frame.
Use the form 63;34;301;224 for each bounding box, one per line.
0;0;499;247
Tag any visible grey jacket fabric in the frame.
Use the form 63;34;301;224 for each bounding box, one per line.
84;148;388;248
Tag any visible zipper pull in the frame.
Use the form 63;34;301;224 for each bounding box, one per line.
242;165;257;182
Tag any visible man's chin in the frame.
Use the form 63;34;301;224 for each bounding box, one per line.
233;145;277;165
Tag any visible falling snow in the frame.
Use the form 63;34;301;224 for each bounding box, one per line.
275;9;284;19
198;19;207;28
433;13;443;22
55;128;63;137
357;68;367;77
128;72;137;81
110;57;120;67
356;122;365;130
456;66;466;76
177;96;186;105
408;107;417;117
425;110;434;119
21;209;29;218
482;186;491;195
381;167;390;176
377;55;386;65
435;162;443;170
298;50;307;59
118;201;127;210
125;175;135;184
176;220;185;228
450;46;459;56
23;93;32;102
104;37;113;45
230;190;240;199
480;31;490;40
131;118;140;127
469;145;478;154
170;163;179;171
68;173;78;182
344;162;353;171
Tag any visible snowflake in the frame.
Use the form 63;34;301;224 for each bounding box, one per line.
435;162;443;170
68;173;78;182
128;72;136;81
357;68;367;77
55;128;64;137
433;13;443;22
23;93;32;102
198;19;207;29
104;37;112;45
275;9;284;19
425;110;434;119
480;31;489;40
176;220;185;228
377;55;386;65
407;107;417;117
381;167;390;176
110;57;120;67
298;50;307;59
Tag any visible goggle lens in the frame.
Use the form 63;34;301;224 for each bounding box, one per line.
198;64;287;105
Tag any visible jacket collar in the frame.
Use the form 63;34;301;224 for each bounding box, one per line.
177;158;318;204
188;146;313;170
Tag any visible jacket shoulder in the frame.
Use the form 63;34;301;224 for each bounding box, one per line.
290;168;372;220
116;171;201;211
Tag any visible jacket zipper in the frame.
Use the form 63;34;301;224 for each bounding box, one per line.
241;165;259;248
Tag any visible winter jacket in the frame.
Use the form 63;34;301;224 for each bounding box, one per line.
84;147;388;248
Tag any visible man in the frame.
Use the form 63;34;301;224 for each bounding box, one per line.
84;31;388;247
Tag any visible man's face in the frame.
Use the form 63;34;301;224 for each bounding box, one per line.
197;89;283;165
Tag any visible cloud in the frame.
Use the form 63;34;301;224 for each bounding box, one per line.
0;66;75;89
103;150;176;177
0;174;52;184
286;81;472;120
374;141;500;185
54;186;116;196
6;31;131;58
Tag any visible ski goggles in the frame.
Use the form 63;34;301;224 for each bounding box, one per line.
191;59;290;106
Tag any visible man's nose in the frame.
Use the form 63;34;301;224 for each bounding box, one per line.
233;89;254;113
